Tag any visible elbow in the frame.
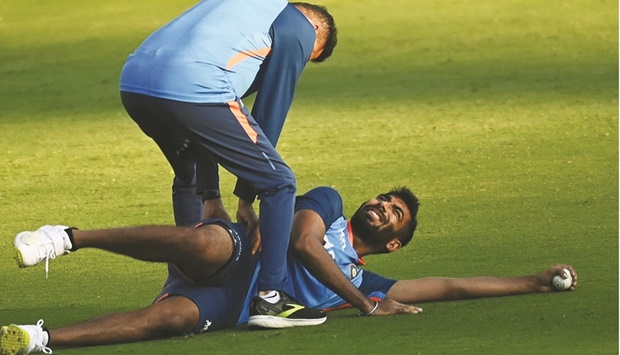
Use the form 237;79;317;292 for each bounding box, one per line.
290;236;314;260
441;278;469;300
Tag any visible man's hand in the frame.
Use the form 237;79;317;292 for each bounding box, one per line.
237;199;261;254
535;264;578;292
369;299;423;316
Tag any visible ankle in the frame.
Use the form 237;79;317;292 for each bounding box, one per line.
259;290;281;304
42;329;50;347
63;227;78;251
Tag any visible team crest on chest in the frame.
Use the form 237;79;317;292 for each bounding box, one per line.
349;264;359;279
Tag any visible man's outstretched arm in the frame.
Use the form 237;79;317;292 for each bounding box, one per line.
386;264;577;304
291;209;420;316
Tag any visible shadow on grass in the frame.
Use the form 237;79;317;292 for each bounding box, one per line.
1;29;617;121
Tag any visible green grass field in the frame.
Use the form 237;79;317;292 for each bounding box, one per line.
0;0;617;353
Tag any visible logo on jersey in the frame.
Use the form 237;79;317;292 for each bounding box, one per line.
349;264;360;279
339;228;347;250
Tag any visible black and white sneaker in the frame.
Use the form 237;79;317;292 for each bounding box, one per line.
248;291;327;328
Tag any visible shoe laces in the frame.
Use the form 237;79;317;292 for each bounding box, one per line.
34;319;52;354
42;239;57;279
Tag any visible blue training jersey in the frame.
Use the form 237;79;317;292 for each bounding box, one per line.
237;187;393;324
286;187;366;310
120;0;287;103
120;0;317;203
119;0;314;130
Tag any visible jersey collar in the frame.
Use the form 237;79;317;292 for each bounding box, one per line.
347;220;365;266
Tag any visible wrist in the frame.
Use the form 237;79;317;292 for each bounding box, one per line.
358;301;379;317
201;189;221;202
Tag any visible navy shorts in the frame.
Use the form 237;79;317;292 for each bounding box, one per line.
358;270;397;301
154;219;258;333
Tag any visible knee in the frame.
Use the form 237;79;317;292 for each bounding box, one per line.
154;314;191;337
176;228;217;258
175;227;232;272
257;184;296;202
172;175;196;191
265;161;296;188
281;166;296;188
262;168;296;194
147;301;198;337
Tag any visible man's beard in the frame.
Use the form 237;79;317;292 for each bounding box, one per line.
350;209;385;249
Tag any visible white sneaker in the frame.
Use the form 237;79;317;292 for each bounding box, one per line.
0;320;52;354
14;225;72;278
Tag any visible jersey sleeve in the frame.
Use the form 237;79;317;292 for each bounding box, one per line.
250;4;315;145
295;186;344;231
233;4;316;203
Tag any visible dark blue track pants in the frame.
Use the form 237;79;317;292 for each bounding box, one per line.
120;91;295;292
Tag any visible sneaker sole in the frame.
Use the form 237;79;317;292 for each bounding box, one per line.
247;315;327;329
0;325;30;355
13;249;26;269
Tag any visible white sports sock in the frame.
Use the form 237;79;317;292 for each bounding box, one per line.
42;330;49;346
62;228;74;251
261;290;281;304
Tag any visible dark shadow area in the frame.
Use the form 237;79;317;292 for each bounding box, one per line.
0;32;617;122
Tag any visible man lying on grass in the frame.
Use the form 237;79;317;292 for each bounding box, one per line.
1;186;577;354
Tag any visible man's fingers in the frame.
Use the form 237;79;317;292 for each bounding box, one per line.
249;222;261;255
403;306;423;314
377;300;423;315
251;231;261;255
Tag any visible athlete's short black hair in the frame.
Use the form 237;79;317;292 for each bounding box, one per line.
387;186;420;247
292;2;338;63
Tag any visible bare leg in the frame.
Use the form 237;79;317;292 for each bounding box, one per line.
49;296;198;348
72;224;233;280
